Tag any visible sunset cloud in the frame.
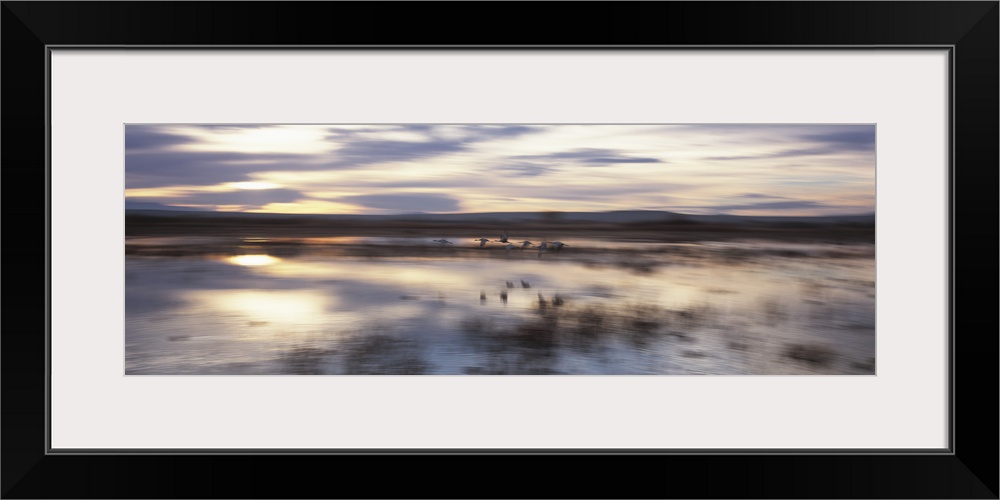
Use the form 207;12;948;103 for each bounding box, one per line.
125;124;875;216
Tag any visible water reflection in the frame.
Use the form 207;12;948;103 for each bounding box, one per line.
227;254;281;266
188;289;330;324
125;237;876;375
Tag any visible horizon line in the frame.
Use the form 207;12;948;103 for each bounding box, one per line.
124;207;877;218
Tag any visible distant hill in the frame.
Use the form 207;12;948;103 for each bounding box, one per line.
124;208;875;226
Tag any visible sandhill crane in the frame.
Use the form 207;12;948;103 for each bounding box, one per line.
433;239;453;246
474;237;490;248
520;280;531;289
551;241;569;252
504;243;517;253
519;241;534;250
494;230;509;244
537;241;549;257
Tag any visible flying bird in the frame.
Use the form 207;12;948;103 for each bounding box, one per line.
474;237;491;248
551;241;569;252
494;230;510;244
519;241;534;249
433;239;453;246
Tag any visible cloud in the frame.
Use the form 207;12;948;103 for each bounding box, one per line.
125;126;199;150
128;188;306;210
340;193;462;213
324;125;547;168
701;155;761;161
493;163;556;177
701;125;875;161
514;148;662;165
466;125;542;140
581;156;660;164
506;183;685;202
126;124;550;190
800;128;876;152
124;201;202;211
126;151;324;189
329;139;467;168
739;193;785;199
709;200;832;212
122;124;871;216
196;125;272;131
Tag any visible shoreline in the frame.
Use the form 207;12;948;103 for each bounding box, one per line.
125;219;875;244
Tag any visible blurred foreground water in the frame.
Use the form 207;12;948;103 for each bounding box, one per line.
125;236;876;375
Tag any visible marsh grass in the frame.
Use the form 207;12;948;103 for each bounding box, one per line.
276;326;431;375
279;344;335;375
264;289;866;375
457;299;678;374
339;333;430;375
758;297;789;323
783;342;839;367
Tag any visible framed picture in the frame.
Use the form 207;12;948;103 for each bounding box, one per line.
4;2;996;498
121;121;879;379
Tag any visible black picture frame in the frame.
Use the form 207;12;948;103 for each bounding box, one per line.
3;2;996;498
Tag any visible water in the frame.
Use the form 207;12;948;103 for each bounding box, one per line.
124;237;876;375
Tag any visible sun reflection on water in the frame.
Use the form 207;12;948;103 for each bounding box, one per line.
188;289;332;324
227;254;281;266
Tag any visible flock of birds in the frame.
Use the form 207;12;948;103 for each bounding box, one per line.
433;231;569;257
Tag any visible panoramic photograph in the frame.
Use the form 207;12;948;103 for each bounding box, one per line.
125;124;876;375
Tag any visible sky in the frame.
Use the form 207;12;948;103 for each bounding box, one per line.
124;124;875;216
